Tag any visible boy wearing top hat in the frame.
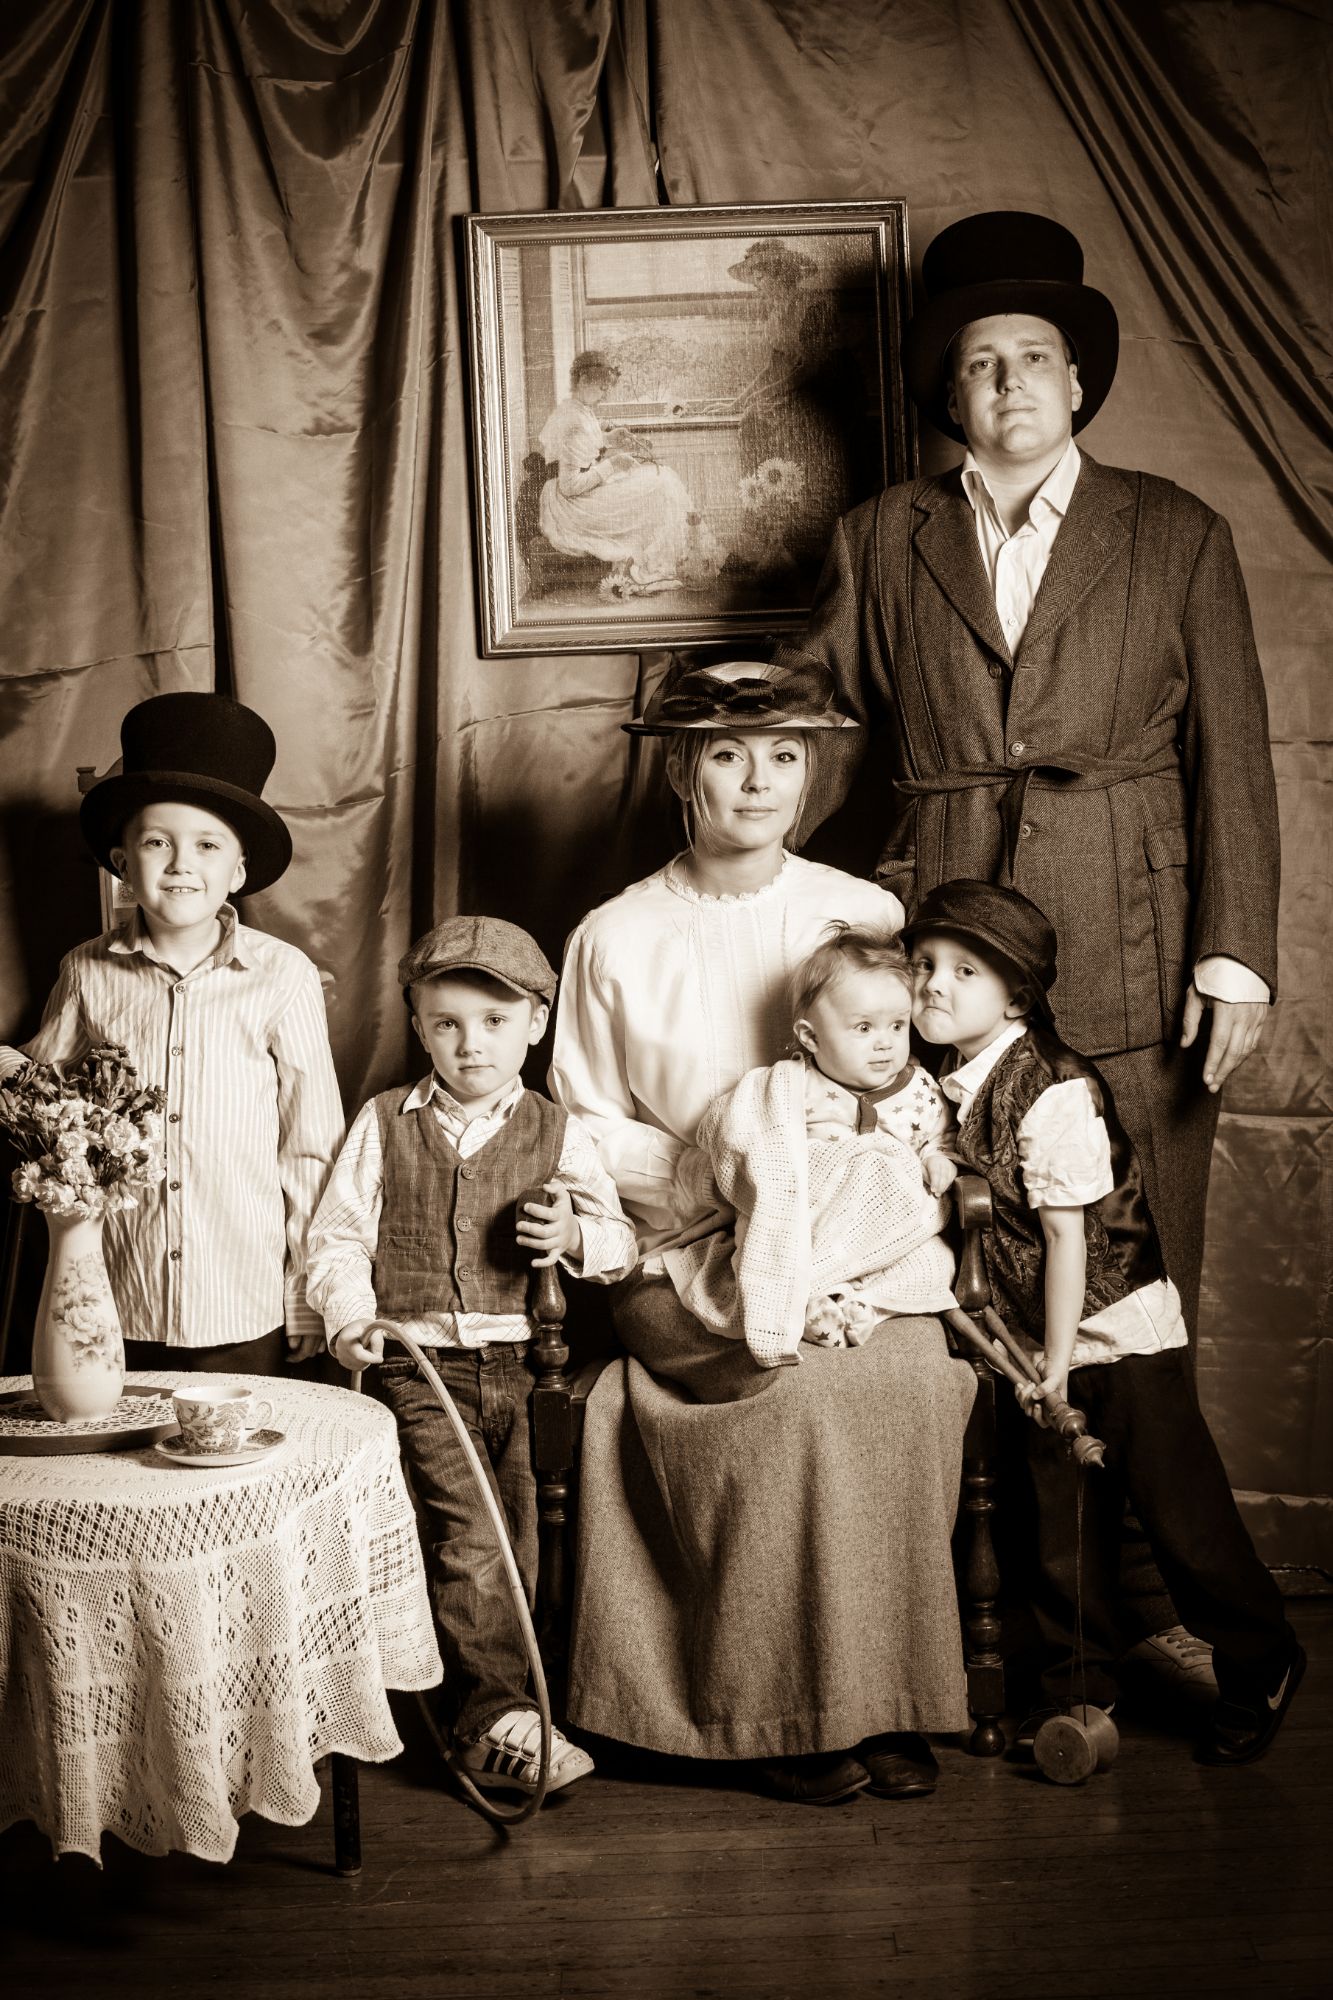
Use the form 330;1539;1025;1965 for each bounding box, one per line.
905;879;1302;1767
305;915;637;1799
0;692;345;1374
785;208;1279;1693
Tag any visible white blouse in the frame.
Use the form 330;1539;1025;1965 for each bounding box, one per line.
549;853;905;1259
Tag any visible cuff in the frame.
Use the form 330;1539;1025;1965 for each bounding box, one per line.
1193;956;1270;1005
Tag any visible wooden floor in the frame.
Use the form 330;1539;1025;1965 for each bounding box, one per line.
4;1600;1330;2000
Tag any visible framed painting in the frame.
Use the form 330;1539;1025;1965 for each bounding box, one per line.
465;200;914;656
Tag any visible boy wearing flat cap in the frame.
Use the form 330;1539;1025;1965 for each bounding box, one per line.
907;881;1302;1768
0;692;345;1374
306;915;636;1799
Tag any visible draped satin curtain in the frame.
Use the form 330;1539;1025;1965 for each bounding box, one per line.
1;0;1328;1563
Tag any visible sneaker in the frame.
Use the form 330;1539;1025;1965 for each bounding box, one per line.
1124;1624;1218;1697
453;1709;594;1796
1198;1643;1307;1767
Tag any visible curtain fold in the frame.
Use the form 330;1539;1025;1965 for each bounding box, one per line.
0;0;1327;1561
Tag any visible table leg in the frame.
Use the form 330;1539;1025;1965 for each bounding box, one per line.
330;1753;362;1875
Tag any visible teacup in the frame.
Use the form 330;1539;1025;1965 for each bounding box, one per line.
171;1381;274;1455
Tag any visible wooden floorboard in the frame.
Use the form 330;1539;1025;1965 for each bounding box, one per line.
4;1599;1330;2000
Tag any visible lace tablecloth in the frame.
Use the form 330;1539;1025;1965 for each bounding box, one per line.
0;1372;441;1863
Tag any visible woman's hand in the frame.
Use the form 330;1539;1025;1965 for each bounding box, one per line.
517;1181;581;1268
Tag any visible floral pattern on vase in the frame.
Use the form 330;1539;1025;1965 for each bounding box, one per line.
32;1211;126;1421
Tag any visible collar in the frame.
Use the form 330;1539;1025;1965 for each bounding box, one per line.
401;1071;525;1120
804;1055;916;1133
939;1020;1028;1106
107;902;251;972
960;437;1081;534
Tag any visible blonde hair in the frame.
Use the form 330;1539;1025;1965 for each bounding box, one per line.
664;730;818;852
789;922;913;1028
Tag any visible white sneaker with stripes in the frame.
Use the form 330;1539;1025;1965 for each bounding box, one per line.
1124;1624;1218;1695
453;1709;595;1796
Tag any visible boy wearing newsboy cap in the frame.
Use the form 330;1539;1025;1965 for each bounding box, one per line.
306;914;636;1800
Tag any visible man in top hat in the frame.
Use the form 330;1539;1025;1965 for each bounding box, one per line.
0;692;345;1374
787;209;1276;1338
783;210;1279;1687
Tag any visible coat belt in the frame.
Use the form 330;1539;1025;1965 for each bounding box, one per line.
894;746;1181;884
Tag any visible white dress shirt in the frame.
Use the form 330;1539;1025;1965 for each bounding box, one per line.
961;441;1268;1006
0;907;345;1347
941;1024;1188;1368
306;1072;637;1348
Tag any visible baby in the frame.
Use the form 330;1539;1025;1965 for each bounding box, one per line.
791;925;957;1345
672;925;957;1368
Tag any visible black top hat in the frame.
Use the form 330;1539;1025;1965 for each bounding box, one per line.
904;210;1119;444
900;879;1058;1026
80;693;293;897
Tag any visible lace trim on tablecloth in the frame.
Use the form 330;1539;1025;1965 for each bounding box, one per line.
0;1373;441;1863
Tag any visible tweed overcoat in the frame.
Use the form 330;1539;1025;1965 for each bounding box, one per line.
792;454;1279;1058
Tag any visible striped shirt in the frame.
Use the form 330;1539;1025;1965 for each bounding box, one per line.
306;1072;638;1348
0;907;345;1347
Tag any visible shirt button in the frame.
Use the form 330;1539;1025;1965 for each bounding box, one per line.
173;983;185;993
170;1249;181;1261
460;1166;477;1180
170;1046;183;1057
168;1112;180;1124
1010;740;1026;757
169;1179;181;1191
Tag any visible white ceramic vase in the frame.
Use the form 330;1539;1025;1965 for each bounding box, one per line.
31;1210;126;1420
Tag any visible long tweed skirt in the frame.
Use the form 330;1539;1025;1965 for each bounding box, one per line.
566;1276;977;1760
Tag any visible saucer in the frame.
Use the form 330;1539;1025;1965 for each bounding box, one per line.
153;1427;285;1468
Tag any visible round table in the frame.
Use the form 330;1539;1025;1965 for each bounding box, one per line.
0;1372;441;1863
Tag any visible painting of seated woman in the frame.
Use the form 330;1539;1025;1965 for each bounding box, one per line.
466;203;912;654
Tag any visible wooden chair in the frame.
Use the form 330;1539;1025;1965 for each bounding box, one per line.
523;1173;1007;1758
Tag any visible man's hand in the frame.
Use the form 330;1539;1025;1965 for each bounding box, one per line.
1180;986;1268;1092
332;1320;386;1371
286;1332;325;1365
517;1182;580;1268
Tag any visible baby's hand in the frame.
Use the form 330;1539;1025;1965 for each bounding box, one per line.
923;1153;957;1195
517;1181;580;1268
333;1320;386;1371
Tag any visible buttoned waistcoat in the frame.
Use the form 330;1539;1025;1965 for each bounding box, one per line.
371;1086;567;1317
792;455;1280;1057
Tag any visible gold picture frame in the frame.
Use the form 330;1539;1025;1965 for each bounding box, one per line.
465;200;915;657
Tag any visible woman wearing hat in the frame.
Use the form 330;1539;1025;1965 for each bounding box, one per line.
535;351;695;598
549;659;976;1805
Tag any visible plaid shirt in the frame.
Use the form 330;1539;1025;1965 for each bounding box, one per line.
1;906;344;1347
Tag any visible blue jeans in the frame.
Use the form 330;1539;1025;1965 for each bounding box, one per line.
374;1343;538;1744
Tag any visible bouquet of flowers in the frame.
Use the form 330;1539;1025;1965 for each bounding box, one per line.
0;1044;166;1220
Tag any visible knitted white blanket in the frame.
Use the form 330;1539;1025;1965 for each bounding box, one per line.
663;1059;955;1368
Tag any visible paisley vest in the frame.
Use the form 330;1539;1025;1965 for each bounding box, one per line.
951;1031;1165;1339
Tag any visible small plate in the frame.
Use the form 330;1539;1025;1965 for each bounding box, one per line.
152;1427;286;1468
